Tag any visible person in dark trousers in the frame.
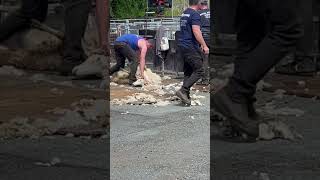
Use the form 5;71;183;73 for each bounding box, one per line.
275;0;316;75
110;34;152;87
197;0;210;85
175;0;209;105
212;0;303;142
0;0;90;75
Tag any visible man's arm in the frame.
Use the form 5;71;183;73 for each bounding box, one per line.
138;40;148;79
192;25;209;54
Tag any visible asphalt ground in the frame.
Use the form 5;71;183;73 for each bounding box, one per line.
111;92;210;180
212;92;320;180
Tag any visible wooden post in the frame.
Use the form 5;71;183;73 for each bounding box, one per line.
106;0;110;56
95;0;110;90
96;0;109;56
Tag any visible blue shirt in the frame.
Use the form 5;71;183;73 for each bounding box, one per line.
178;8;201;49
115;34;143;51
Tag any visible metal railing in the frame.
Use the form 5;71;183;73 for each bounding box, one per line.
110;17;180;42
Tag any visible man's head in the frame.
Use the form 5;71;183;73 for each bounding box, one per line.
138;38;153;50
200;0;208;10
189;0;206;10
145;39;153;49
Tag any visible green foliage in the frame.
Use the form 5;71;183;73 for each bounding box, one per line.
111;0;147;18
163;7;183;17
110;0;194;18
164;0;188;17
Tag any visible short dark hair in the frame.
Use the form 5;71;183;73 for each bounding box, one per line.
189;0;201;6
201;0;208;5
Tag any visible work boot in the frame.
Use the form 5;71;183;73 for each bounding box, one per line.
72;54;105;77
275;56;316;76
211;121;257;143
176;88;191;105
196;79;209;85
211;87;259;139
132;79;144;87
219;125;257;143
128;77;137;86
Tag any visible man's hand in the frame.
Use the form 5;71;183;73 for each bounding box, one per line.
201;45;209;55
143;73;151;84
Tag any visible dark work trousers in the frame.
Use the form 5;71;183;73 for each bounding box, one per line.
110;42;139;82
63;0;90;62
180;45;204;92
201;52;209;81
227;0;303;103
202;41;210;81
0;0;90;62
295;0;313;57
0;0;48;42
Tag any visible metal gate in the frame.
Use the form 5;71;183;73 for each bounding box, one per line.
110;17;185;74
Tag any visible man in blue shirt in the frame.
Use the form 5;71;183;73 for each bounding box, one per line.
110;34;152;86
176;0;209;105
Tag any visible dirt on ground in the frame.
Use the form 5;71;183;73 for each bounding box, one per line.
0;67;108;139
110;72;209;107
0;77;105;120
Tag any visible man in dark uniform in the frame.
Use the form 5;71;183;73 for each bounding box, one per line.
212;0;303;142
0;0;91;75
175;0;209;105
197;0;210;85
